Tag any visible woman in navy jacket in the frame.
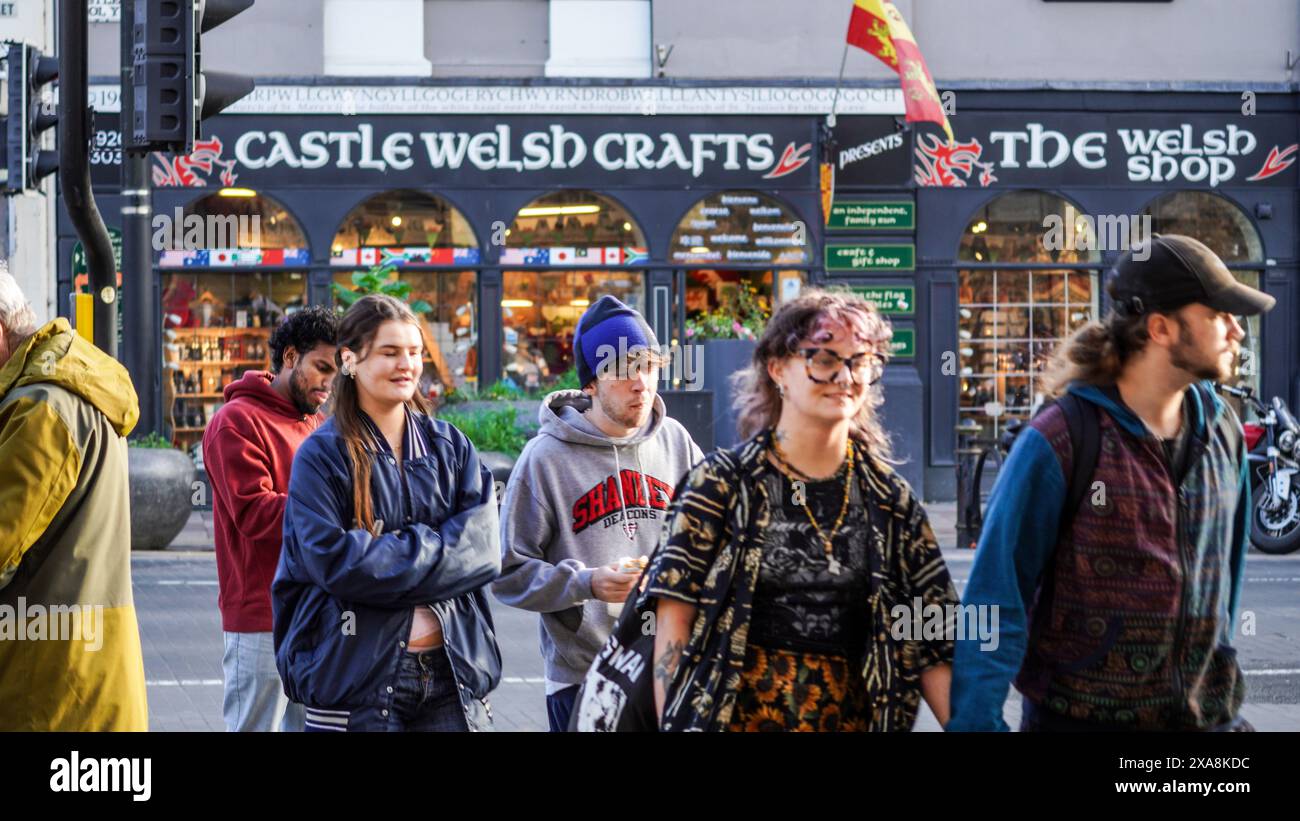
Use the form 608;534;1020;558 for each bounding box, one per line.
273;294;502;732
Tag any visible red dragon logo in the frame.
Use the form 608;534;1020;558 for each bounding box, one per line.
763;141;812;179
1246;144;1298;182
914;133;997;188
152;137;240;188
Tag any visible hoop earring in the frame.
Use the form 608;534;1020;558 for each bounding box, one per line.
777;384;786;399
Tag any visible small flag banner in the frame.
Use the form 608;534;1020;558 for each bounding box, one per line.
846;0;952;143
159;248;312;268
499;247;649;266
329;247;482;266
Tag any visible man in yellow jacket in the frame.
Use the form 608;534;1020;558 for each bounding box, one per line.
0;269;148;730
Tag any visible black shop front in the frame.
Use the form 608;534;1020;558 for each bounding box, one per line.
906;92;1300;499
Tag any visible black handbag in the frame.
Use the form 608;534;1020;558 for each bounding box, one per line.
567;570;659;732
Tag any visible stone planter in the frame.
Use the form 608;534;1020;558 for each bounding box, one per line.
128;448;197;550
701;338;758;449
478;451;517;486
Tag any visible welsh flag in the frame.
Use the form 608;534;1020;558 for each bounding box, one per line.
846;0;953;143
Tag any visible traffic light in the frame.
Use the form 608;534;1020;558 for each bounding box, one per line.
3;42;59;194
129;0;255;154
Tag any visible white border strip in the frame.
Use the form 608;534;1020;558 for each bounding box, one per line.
89;84;905;116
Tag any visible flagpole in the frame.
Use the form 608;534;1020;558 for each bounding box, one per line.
827;38;850;128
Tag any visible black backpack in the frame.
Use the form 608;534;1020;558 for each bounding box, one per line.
1001;393;1102;536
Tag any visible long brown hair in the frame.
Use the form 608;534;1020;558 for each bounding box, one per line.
732;288;895;460
1041;290;1154;398
333;294;431;531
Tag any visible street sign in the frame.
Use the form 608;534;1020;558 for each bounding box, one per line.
825;243;915;272
828;200;915;231
888;327;916;359
850;284;914;315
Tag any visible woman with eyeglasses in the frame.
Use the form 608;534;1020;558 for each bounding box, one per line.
635;289;958;731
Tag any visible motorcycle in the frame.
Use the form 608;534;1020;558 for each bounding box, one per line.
1217;383;1300;554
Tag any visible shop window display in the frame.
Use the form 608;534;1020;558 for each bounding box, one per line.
671;191;808;340
1142;191;1265;397
500;271;644;389
501;191;647;386
162;271;308;446
957;192;1100;440
331;189;479;266
160;191;311;450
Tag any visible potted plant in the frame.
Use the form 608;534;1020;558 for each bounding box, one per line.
128;432;197;550
685;283;769;449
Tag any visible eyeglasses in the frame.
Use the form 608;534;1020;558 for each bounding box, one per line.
595;350;669;381
798;347;887;386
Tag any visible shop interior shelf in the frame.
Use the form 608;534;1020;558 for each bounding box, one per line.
176;360;267;366
173;327;273;337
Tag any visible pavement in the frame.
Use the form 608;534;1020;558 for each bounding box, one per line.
137;504;1300;732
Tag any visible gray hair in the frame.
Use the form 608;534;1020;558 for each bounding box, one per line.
0;264;39;348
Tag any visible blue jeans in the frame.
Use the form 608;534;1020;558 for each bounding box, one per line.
304;649;471;732
547;685;580;732
222;631;304;732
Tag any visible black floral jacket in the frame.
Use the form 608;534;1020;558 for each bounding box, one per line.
637;430;958;732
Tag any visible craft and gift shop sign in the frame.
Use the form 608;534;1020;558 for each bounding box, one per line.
915;112;1300;189
144;115;824;189
825;243;915;272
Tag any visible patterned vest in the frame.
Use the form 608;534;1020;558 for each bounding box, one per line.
1014;398;1245;729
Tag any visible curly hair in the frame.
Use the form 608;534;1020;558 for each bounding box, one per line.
268;305;339;373
732;287;896;460
1040;278;1155;398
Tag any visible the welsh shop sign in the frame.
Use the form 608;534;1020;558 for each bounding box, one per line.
914;113;1298;188
150;115;818;189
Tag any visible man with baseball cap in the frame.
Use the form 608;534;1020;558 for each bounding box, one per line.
949;234;1274;732
493;295;702;731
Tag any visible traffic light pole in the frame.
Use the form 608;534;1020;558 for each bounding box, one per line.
121;3;160;437
58;0;116;358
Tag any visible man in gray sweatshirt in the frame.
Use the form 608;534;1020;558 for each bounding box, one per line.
493;296;702;731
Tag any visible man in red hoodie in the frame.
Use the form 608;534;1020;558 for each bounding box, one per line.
203;306;339;732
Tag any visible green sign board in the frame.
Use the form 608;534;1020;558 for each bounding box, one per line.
825;243;915;272
71;228;124;278
888;327;916;359
828;200;915;231
850;285;914;316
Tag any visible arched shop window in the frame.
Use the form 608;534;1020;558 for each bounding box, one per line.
672;191;809;340
159;189;312;450
331;190;481;398
500;190;647;389
956;191;1102;440
1141;191;1266;397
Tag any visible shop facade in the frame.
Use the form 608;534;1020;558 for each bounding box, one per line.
56;88;1300;501
908;91;1300;498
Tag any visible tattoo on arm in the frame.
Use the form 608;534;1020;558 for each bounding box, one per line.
654;639;684;690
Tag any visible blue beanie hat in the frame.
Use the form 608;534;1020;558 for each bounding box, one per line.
572;295;659;386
